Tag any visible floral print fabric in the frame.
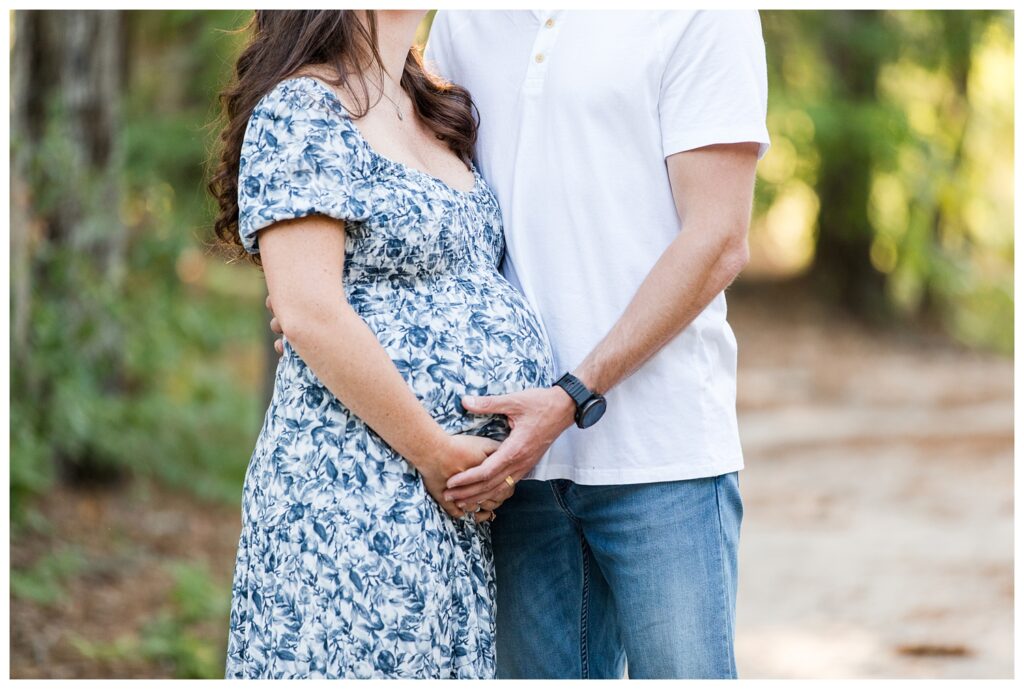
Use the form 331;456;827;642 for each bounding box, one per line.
225;76;554;679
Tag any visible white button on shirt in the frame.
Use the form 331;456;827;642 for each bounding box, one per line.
427;11;770;485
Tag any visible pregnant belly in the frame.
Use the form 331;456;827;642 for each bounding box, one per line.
358;278;555;437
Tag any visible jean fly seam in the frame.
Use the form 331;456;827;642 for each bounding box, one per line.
549;479;581;523
548;480;589;677
579;533;591;678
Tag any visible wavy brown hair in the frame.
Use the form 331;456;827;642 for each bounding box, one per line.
209;11;478;265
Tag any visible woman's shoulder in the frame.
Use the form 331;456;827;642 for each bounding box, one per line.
244;73;366;169
237;74;374;250
251;74;350;126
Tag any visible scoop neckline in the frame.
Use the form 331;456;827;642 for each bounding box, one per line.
286;75;483;198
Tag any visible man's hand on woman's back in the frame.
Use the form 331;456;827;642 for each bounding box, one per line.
268;294;286;355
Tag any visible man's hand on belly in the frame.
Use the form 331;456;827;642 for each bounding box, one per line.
443;387;575;505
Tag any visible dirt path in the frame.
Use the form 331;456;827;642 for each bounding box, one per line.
9;287;1014;678
729;286;1013;679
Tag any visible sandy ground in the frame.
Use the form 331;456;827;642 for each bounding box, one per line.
10;287;1014;679
729;287;1013;679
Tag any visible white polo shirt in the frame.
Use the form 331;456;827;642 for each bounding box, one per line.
426;10;770;485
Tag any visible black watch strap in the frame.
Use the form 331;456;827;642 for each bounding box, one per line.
554;372;593;408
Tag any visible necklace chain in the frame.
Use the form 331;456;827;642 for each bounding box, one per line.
380;81;404;121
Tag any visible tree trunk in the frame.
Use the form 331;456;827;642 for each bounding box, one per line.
59;11;125;282
10;12;41;373
12;10;127;482
809;10;889;320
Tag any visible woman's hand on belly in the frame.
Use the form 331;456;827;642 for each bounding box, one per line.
419;433;512;521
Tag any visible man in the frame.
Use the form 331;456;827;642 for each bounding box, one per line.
427;10;768;679
273;10;768;679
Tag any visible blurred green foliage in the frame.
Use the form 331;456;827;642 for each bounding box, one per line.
67;561;229;679
135;561;231;678
10;545;86;605
755;10;1013;351
11;11;265;520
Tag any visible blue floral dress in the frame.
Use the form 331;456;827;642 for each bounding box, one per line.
224;77;554;679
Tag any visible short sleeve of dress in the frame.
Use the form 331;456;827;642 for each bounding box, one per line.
237;78;372;255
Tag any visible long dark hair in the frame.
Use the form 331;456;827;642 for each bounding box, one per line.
209;11;478;264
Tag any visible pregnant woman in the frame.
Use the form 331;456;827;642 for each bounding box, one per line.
208;10;553;679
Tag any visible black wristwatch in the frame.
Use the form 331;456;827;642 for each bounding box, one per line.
554;372;607;429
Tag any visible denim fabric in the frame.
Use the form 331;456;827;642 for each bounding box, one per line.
491;473;742;679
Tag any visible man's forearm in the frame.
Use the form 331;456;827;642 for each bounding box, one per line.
573;225;749;395
573;143;758;396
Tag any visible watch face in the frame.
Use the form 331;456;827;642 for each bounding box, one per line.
578;397;607;428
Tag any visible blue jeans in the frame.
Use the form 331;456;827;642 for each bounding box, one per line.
490;472;742;679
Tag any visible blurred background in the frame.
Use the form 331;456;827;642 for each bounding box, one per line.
8;9;1013;679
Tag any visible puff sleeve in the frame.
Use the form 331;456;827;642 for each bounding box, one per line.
237;78;372;254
